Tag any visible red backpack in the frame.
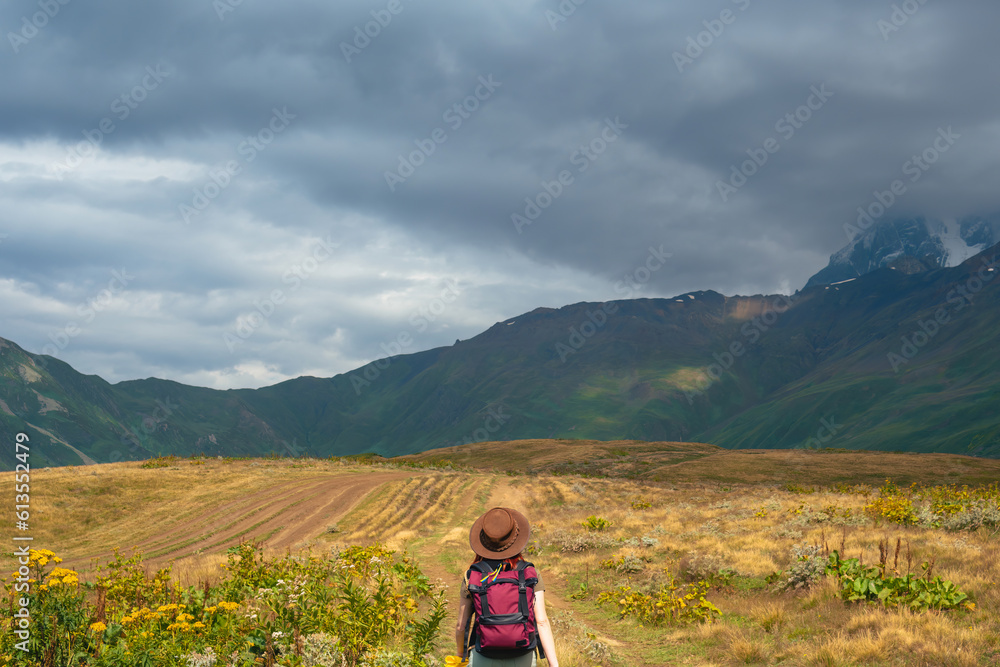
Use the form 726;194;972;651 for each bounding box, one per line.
465;559;541;658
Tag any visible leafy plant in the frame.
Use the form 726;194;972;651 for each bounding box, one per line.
569;580;590;600
864;494;918;525
0;543;447;667
596;576;721;625
140;455;181;469
581;515;613;532
599;554;645;574
677;551;736;587
825;550;975;612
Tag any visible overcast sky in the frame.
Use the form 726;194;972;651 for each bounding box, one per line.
1;0;998;389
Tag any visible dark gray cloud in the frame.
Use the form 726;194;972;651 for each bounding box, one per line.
1;0;997;387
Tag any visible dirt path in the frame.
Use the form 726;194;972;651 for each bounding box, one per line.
403;476;632;664
25;420;97;465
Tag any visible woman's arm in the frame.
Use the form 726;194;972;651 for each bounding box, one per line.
455;594;474;658
534;591;559;667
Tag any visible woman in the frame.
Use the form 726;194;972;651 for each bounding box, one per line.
455;507;559;667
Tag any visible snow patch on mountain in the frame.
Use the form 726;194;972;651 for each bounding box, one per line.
939;218;986;266
806;215;999;288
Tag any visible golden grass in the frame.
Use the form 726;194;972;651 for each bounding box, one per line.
8;444;1000;666
400;438;1000;486
23;458;421;582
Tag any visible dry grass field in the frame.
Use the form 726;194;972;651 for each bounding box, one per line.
8;441;1000;665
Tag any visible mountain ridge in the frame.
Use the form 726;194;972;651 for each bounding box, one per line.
806;214;1000;287
3;242;1000;469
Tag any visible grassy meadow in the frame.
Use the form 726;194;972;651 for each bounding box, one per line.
3;440;1000;665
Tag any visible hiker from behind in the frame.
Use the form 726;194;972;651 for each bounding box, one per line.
456;507;559;666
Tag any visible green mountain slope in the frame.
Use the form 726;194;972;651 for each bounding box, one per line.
2;244;999;468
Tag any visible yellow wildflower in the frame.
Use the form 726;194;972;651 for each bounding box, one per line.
29;549;57;567
89;622;107;633
47;568;80;588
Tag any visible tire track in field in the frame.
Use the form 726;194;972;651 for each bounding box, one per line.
347;475;438;539
378;475;456;536
408;475;465;531
68;476;333;564
148;472;417;563
135;477;335;554
64;471;418;572
267;475;401;551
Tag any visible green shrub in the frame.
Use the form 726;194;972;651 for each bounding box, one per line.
777;544;827;591
0;543;446;667
582;515;612;531
596;577;720;625
825;551;975;612
599;554;645;574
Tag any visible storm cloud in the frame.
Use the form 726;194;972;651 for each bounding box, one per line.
1;0;997;388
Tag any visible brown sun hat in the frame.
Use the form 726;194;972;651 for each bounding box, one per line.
469;507;531;559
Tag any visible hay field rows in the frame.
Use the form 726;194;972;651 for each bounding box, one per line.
7;444;1000;665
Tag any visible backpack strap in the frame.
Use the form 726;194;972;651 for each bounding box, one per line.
466;561;492;593
516;563;529;618
516;560;539;586
518;561;545;658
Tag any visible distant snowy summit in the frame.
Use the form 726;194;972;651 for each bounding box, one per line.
805;215;999;288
